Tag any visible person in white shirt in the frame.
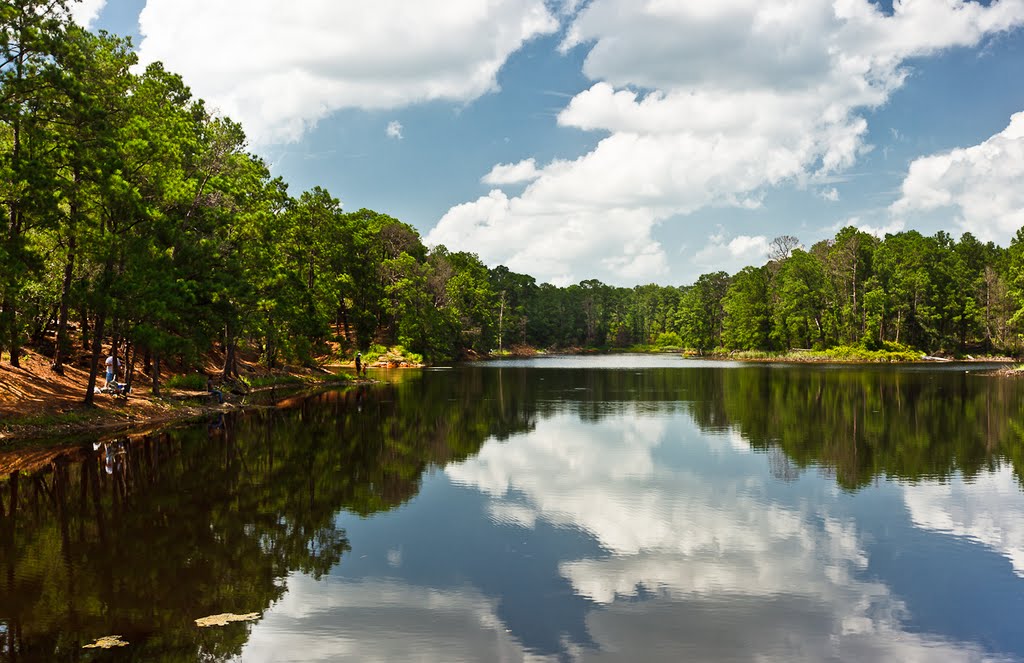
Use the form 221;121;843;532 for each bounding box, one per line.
104;354;121;387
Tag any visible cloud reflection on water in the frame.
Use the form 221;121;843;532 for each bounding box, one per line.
242;577;555;662
904;467;1024;577
446;411;1011;661
241;406;1018;662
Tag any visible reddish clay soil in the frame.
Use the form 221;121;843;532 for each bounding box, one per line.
0;348;175;415
0;348;184;440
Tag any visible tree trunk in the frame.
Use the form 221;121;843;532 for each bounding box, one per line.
30;305;56;345
498;291;505;352
2;293;21;368
109;328;120;387
340;300;351;342
53;170;80;374
125;341;136;393
83;310;106;406
3;82;23;369
80;307;90;351
151;353;161;397
265;317;275;369
222;324;238;378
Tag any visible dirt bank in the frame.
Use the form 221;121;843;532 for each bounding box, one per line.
0;348;357;443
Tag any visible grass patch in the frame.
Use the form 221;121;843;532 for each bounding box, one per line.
165;374;207;390
1;409;103;430
242;374;307;389
622;344;680;353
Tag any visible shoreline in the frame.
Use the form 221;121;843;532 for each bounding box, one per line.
0;378;366;446
4;349;1019;444
0;345;427;444
478;346;1018;365
687;355;1017;365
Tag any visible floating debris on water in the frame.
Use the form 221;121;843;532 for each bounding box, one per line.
195;612;260;627
83;635;129;649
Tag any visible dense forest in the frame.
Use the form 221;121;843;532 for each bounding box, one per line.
4;1;1024;402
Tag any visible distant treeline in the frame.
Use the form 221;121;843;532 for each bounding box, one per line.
3;3;1024;403
463;224;1023;358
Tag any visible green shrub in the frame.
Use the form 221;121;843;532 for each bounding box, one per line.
655;331;683;348
821;344;923;362
364;344;388;362
725;349;773;360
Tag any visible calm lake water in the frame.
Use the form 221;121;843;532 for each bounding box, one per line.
3;355;1024;662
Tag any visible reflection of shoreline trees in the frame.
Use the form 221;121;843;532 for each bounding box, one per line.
0;417;348;661
472;365;1024;490
3;365;1021;657
0;372;539;661
676;367;1024;490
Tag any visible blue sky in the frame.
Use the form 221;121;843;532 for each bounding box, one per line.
75;0;1024;286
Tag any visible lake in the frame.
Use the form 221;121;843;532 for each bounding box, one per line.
2;355;1024;662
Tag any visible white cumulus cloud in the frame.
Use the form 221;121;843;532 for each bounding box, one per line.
134;0;559;145
693;231;771;272
430;0;1024;285
820;187;841;202
432;188;669;287
830;216;906;238
386;120;403;140
68;0;106;28
891;111;1024;242
482;158;542;185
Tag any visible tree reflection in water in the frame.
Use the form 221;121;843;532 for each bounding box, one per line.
1;363;1023;660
